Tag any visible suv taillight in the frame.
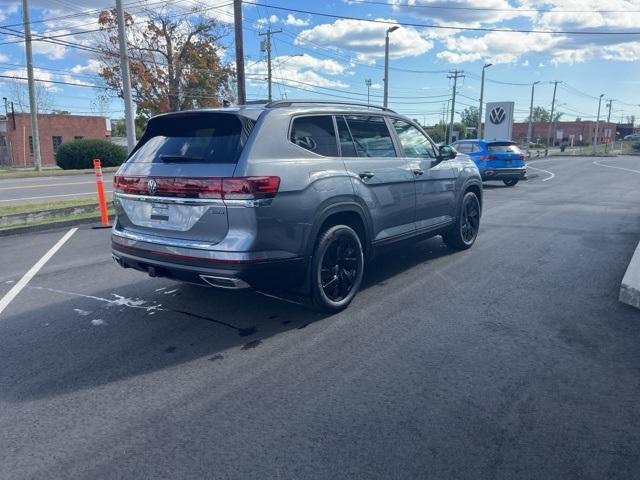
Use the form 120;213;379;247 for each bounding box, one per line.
113;175;280;200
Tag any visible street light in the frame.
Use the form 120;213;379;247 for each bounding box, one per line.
477;63;492;139
594;93;604;149
365;79;372;105
527;81;541;154
383;25;399;108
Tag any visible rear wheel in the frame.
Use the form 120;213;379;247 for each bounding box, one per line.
503;178;519;186
310;225;364;313
443;191;480;250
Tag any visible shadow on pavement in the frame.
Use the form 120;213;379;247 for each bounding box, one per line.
0;237;454;402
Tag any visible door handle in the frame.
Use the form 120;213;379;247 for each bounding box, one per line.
358;171;375;180
412;169;424;176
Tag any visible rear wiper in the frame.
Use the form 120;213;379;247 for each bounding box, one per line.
159;155;206;162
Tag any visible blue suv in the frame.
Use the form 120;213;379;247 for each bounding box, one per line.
452;140;526;186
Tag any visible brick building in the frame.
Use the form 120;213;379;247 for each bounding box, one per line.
511;120;618;146
0;113;111;167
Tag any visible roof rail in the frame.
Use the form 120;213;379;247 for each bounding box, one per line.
264;99;395;113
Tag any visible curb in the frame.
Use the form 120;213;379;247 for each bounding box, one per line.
0;204;99;228
619;240;640;310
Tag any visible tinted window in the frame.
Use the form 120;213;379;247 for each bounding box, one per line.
488;142;522;153
345;116;396;158
336;116;357;157
52;136;62;153
290;115;338;157
129;114;254;164
392;119;436;158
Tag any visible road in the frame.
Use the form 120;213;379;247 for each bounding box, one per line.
1;156;639;479
0;172;114;204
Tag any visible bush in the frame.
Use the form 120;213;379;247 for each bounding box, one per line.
56;139;127;170
632;142;640;152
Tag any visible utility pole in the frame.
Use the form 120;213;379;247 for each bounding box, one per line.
22;0;42;170
115;0;136;153
527;81;540;155
478;63;492;139
259;28;281;102
604;99;614;151
545;80;559;156
365;79;372;105
448;70;464;144
233;0;246;105
383;25;399;108
594;93;604;150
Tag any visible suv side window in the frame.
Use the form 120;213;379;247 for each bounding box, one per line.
344;115;397;158
391;119;436;158
455;142;472;153
290;115;338;157
336;116;357;157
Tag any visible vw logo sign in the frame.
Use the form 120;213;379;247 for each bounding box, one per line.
489;106;506;125
147;178;158;195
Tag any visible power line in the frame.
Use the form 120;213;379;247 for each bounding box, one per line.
248;2;640;35
347;0;640;14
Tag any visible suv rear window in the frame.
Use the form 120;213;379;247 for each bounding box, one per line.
128;113;254;164
487;142;521;153
345;116;396;158
290;115;338;157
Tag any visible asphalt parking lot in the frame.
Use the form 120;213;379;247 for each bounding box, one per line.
1;156;639;479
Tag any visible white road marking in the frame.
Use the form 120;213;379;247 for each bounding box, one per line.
0;228;78;316
0;191;113;203
593;159;640;174
527;165;555;182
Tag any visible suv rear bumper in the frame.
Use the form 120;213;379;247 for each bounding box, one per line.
111;229;307;290
481;167;526;181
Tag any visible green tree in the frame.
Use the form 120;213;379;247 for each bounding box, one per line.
526;106;563;122
97;5;235;123
460;106;479;128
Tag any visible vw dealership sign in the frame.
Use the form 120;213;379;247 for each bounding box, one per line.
484;101;515;140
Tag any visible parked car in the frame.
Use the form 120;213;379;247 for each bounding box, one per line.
452;139;526;186
623;133;640;141
111;101;482;312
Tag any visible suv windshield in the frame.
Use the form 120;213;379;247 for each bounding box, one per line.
128;113;255;164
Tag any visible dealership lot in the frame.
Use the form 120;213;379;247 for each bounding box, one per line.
1;156;639;479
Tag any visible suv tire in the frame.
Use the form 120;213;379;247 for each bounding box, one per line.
310;225;364;313
443;191;480;250
503;178;519;186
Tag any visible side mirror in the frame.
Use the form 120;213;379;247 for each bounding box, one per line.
438;145;457;161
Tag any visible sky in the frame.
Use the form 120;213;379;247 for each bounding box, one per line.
0;0;638;125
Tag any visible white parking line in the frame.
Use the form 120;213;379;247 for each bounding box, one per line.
0;228;78;317
593;159;640;174
527;165;555;182
0;191;113;203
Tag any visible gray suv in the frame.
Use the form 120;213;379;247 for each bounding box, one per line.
111;101;482;311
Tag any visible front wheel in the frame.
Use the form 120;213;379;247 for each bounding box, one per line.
442;191;481;250
503;178;519;186
310;225;364;313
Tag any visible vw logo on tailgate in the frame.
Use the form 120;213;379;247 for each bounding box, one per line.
489;106;506;125
147;178;158;195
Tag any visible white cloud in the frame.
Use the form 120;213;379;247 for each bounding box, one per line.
388;0;529;28
0;3;18;22
0;53;8;63
437;30;562;64
2;68;59;90
602;41;640;61
246;54;350;90
30;30;70;60
70;59;103;75
284;14;309;27
295;18;433;62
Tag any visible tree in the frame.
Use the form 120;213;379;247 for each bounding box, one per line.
626;115;636;126
8;80;53;113
96;5;235;123
460;106;479;128
526;106;563;122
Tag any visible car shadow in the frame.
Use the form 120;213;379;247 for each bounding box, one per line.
0;237;454;402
